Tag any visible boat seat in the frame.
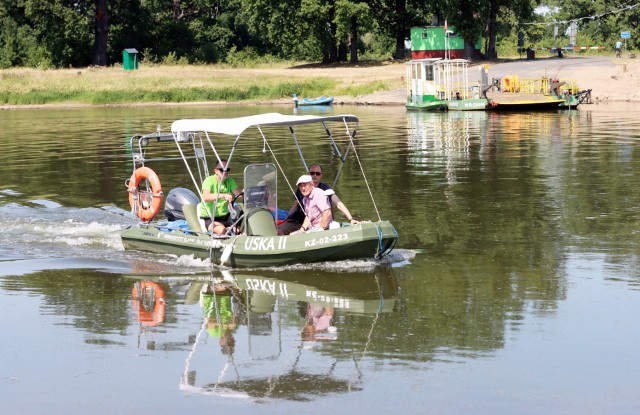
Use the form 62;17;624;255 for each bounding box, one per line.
245;208;277;236
195;203;207;231
183;203;207;233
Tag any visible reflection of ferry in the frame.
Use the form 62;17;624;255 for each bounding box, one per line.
407;111;491;184
176;269;399;400
407;110;489;150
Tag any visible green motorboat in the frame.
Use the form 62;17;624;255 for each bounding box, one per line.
121;113;398;268
405;58;449;112
121;216;397;268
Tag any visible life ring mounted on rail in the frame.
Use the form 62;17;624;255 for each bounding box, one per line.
128;166;163;222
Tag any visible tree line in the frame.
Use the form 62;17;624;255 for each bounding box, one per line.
0;0;636;69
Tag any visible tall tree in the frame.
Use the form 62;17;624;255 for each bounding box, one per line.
484;0;536;59
486;0;500;59
371;0;434;59
93;0;109;66
242;0;333;61
242;0;376;63
335;0;371;63
0;0;94;68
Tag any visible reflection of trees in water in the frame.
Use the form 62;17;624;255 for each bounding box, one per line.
0;269;134;335
237;267;558;372
387;111;583;358
393;108;640;357
560;135;640;246
378;255;566;360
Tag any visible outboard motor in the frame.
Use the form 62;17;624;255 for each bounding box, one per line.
164;187;199;221
245;185;269;209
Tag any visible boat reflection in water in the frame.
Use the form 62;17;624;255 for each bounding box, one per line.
174;268;399;401
131;281;166;327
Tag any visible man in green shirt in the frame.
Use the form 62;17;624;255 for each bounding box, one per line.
200;160;240;234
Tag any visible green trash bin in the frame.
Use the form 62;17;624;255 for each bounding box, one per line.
122;48;139;70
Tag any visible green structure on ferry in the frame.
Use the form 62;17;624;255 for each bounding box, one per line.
409;26;482;60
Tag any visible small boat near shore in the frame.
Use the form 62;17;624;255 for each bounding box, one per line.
292;94;334;107
405;58;451;111
120;113;397;268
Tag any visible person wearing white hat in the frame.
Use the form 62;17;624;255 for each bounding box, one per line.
287;174;332;235
277;164;358;235
307;164;358;225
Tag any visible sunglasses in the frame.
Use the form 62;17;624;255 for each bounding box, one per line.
309;171;322;176
218;168;231;173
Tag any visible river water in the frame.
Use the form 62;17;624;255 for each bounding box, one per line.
1;103;639;414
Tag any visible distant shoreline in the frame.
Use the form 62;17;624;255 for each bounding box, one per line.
2;56;639;110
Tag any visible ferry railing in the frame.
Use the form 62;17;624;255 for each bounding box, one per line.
501;76;579;95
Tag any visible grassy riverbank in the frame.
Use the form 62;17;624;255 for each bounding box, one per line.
0;62;402;106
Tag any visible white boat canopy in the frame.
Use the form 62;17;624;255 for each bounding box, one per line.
171;113;359;137
167;112;370;219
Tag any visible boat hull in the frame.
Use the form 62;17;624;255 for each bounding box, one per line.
121;221;398;268
406;100;447;111
296;97;334;106
488;98;566;111
447;98;489;111
553;94;580;109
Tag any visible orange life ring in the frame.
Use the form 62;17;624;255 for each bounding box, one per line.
132;281;166;326
128;167;163;221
